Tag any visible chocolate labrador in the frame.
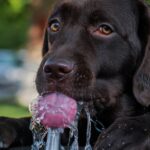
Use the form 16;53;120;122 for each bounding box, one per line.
1;0;150;149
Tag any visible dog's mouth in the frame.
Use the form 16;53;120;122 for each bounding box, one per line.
40;76;95;103
36;67;100;116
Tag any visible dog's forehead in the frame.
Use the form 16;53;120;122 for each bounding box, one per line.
58;0;134;5
55;0;136;12
52;0;137;23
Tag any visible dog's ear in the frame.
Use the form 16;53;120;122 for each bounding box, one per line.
42;29;49;57
133;1;150;106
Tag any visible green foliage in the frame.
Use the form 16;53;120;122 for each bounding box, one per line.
0;0;30;50
8;0;29;13
0;103;30;118
146;0;150;4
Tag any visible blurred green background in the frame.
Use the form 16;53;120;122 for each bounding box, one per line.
0;0;53;118
0;0;150;118
0;0;30;118
0;0;30;49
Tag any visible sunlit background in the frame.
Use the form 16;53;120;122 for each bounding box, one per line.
0;0;55;118
0;0;150;118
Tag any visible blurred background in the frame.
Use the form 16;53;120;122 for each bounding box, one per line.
0;0;150;118
0;0;55;118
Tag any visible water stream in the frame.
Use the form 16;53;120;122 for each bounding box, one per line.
30;121;47;150
29;98;47;150
84;106;92;150
30;100;104;150
69;102;84;150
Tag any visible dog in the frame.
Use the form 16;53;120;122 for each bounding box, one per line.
0;0;150;149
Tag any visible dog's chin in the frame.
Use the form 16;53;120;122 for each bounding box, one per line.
39;90;98;117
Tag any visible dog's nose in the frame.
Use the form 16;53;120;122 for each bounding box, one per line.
43;60;74;80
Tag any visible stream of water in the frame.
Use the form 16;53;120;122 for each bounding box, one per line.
29;101;104;150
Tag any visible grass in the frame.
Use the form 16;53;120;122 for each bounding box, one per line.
0;102;31;118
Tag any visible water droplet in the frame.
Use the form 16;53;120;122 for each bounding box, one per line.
130;128;133;130
124;124;127;128
118;124;121;129
122;141;125;145
101;135;105;139
144;129;148;132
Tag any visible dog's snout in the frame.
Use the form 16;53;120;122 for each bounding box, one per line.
43;60;74;80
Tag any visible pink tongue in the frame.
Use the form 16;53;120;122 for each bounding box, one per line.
36;93;77;128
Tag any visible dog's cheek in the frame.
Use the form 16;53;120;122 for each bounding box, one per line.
74;68;94;88
94;79;124;108
35;71;43;94
35;64;46;94
107;85;123;106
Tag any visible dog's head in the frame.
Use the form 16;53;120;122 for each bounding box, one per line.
36;0;150;116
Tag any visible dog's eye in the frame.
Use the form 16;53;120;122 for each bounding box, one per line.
98;24;113;35
49;20;61;32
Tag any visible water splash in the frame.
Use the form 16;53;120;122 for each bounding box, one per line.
29;98;47;150
29;98;105;150
30;120;47;150
46;128;63;150
91;119;105;133
69;102;84;150
70;124;79;150
84;106;92;150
